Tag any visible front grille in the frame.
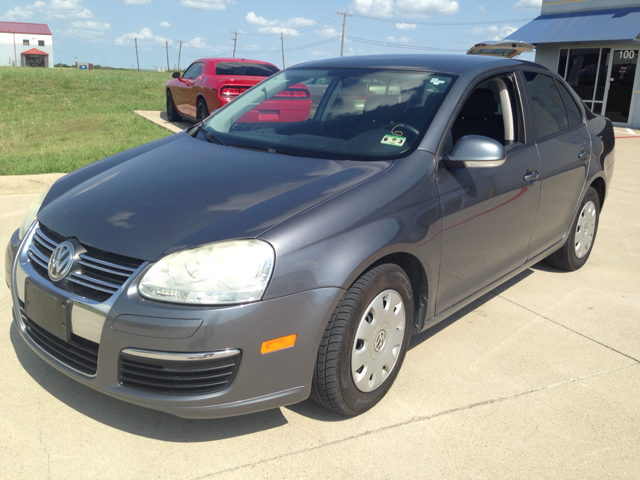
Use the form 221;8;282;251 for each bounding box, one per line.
19;302;99;376
26;223;143;303
119;351;241;396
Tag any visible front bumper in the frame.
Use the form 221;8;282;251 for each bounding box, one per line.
7;225;344;418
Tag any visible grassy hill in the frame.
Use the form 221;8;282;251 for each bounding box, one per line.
0;67;173;175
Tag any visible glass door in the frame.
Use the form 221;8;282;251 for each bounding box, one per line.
603;50;638;123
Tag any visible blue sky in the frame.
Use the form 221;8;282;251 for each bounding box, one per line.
2;0;542;69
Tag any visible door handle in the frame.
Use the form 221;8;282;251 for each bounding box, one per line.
524;170;539;183
578;151;590;162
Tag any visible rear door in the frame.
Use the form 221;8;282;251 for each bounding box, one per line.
522;71;591;258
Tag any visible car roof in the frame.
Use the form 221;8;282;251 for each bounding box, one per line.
192;57;278;66
290;54;545;75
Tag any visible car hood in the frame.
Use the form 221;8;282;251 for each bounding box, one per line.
38;133;391;261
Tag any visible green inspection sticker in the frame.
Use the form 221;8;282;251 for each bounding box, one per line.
381;134;406;147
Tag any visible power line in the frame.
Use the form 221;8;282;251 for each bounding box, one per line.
345;35;464;52
350;13;535;26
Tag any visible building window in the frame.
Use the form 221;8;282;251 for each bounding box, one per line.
23;39;29;45
38;40;44;46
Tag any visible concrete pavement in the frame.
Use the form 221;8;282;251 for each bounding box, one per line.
0;136;638;479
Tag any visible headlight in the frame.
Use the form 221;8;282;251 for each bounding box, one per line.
19;187;51;240
138;239;275;305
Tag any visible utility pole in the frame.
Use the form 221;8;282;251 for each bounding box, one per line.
231;31;238;57
281;32;285;69
135;38;139;71
177;40;183;71
166;41;170;71
337;11;352;57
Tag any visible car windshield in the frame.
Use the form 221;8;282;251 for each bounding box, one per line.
215;62;279;77
203;68;457;160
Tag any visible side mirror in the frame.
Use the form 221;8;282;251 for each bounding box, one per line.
172;71;181;79
444;135;506;168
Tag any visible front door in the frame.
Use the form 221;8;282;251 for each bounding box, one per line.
603;49;638;123
435;73;541;313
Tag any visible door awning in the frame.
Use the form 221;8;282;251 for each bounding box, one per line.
21;48;48;55
506;7;640;44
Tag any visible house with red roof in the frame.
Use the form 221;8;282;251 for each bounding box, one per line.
0;21;53;67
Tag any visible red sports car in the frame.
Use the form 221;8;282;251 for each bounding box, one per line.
166;57;311;123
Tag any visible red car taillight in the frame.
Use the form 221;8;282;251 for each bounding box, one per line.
220;87;249;98
274;88;309;99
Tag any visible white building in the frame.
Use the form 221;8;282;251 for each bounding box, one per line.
0;21;53;68
507;0;640;127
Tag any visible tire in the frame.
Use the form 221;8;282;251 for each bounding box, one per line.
545;186;600;271
196;98;210;122
166;90;181;122
311;264;414;416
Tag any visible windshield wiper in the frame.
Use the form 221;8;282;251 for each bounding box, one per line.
193;125;222;145
227;144;296;156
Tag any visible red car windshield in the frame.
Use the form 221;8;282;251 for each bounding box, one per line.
215;62;279;77
203;68;457;161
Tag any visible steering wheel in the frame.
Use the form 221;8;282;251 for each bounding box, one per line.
381;123;419;136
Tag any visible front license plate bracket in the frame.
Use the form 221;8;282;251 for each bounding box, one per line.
24;279;72;342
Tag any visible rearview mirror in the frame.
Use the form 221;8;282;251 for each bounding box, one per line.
172;71;181;79
444;135;506;168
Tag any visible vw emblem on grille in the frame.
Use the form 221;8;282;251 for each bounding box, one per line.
374;330;386;352
48;241;75;281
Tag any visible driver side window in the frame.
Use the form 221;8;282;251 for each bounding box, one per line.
447;74;523;153
183;63;203;80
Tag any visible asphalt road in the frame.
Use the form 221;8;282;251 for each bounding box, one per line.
1;134;638;479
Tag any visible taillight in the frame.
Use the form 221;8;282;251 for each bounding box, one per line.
274;89;309;99
220;87;249;98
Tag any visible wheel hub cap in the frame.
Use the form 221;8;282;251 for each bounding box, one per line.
351;289;406;393
574;200;597;259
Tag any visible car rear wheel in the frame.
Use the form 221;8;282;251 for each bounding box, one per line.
196;98;210;122
166;90;181;122
545;186;600;271
311;264;413;416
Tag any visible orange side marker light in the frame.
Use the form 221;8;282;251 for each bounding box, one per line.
261;334;297;354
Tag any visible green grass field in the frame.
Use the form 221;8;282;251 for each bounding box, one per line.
0;67;173;175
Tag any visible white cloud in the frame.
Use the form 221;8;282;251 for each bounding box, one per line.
514;0;541;9
63;20;110;39
478;5;486;12
467;24;518;41
311;50;332;57
115;27;172;46
159;21;170;27
245;11;316;36
386;35;411;42
396;22;416;30
185;37;208;48
351;0;459;18
316;25;340;38
4;0;93;21
116;0;151;4
181;0;230;10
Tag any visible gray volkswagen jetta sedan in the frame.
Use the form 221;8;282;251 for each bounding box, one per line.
6;54;615;418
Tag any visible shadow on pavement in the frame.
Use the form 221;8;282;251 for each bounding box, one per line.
10;323;288;441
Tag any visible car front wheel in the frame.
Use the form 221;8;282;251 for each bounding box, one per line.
166;90;181;122
545;186;600;271
311;264;413;415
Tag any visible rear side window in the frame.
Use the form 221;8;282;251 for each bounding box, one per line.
524;71;569;138
215;62;279;77
556;81;583;128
